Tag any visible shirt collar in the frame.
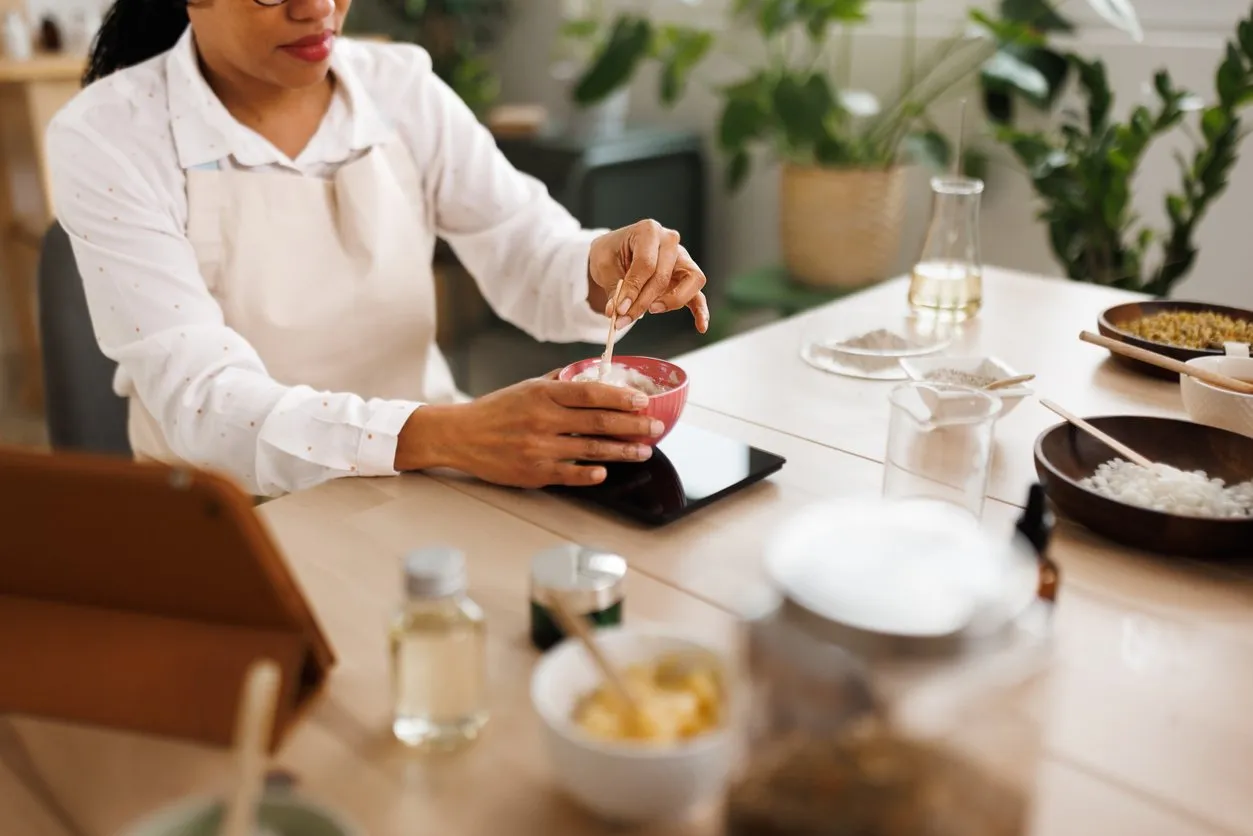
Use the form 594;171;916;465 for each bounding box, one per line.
165;28;394;171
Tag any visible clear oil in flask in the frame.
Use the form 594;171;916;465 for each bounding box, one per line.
909;176;984;321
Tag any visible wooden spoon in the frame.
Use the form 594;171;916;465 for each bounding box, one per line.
1080;330;1253;395
221;659;283;836
601;279;626;377
547;593;644;726
985;373;1036;391
1039;399;1155;469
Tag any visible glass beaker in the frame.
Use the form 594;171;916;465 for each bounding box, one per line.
883;382;1001;518
909;176;984;321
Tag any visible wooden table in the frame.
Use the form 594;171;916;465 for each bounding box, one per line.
3;268;1252;835
0;52;83;411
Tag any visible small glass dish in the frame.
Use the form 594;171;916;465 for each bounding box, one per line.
800;325;952;381
899;355;1034;418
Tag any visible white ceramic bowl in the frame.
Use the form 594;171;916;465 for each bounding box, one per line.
530;626;734;825
898;355;1033;417
1180;356;1253;438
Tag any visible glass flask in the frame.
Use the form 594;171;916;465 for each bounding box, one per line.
909;176;985;321
726;489;1059;836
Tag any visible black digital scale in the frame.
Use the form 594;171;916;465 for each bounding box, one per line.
548;423;787;526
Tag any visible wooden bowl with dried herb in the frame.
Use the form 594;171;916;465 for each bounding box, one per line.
1098;300;1253;380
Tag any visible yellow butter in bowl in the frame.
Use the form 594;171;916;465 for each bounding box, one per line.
572;656;723;745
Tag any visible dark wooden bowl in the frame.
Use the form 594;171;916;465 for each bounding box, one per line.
1098;300;1253;380
1034;416;1253;558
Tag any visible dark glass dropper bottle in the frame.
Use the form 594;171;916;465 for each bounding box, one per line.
1016;483;1060;603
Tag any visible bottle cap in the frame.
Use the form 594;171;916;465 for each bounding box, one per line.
530;544;626;614
403;547;467;599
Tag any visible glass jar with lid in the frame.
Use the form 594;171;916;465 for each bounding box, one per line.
726;487;1058;835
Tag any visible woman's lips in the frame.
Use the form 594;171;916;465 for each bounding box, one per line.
279;31;335;63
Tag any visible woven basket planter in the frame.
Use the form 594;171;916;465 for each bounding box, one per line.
779;164;906;289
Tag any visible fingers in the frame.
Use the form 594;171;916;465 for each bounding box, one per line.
607;220;666;321
552;435;655;463
546;380;648;412
624;228;682;323
648;249;708;316
563;407;664;440
687;291;711;333
549;463;610;487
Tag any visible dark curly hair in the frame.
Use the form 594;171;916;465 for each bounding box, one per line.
83;0;191;86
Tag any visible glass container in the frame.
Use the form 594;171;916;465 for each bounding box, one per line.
883;382;1001;518
389;547;489;750
726;494;1058;836
909;176;984;321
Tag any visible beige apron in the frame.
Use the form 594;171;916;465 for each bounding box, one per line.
129;139;463;462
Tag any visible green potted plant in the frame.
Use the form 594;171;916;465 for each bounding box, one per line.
553;0;713;138
995;7;1253;296
717;0;1011;288
347;0;508;115
716;0;1143;289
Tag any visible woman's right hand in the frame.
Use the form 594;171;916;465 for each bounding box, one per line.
394;377;664;488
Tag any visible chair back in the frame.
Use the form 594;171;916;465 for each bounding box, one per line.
37;222;130;455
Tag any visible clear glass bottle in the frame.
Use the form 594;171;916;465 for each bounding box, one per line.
389;547;488;750
909;176;985;321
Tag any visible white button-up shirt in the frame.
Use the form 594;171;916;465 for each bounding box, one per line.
47;30;616;496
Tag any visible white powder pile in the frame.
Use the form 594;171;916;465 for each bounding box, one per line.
923;368;997;388
1079;458;1253;518
574;362;668;396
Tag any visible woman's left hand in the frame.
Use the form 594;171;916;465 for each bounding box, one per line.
589;220;710;333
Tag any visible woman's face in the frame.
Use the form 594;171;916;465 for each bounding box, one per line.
189;0;352;91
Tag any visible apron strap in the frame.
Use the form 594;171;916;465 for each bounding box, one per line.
185;160;227;293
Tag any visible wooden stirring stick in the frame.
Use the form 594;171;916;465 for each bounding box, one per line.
221;659;283;836
548;593;643;724
601;279;626;376
1040;399;1155;469
985;373;1035;391
1080;330;1253;395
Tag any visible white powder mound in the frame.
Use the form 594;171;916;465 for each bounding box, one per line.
1079;458;1253;519
573;362;668;396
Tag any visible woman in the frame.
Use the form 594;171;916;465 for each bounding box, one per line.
47;0;709;497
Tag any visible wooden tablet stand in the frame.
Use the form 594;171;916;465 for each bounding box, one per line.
0;445;335;751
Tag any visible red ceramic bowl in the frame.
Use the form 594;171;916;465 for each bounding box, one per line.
559;356;689;445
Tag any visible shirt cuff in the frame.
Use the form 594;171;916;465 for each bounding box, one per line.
356;400;423;477
559;229;637;345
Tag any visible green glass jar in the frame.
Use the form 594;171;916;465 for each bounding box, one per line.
529;544;627;652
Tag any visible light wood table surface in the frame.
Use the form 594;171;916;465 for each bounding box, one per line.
674;267;1186;508
3;268;1252;835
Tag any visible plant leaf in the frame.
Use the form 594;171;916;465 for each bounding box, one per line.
963;148;991;181
1217;43;1246;109
982;50;1050;101
654;26;714;105
727;150;751;191
572;16;653;105
718;93;769;151
1082;0;1142;41
559;17;601;41
773;73;837;149
1072;56;1112;132
903;130;952;170
1000;0;1074;33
